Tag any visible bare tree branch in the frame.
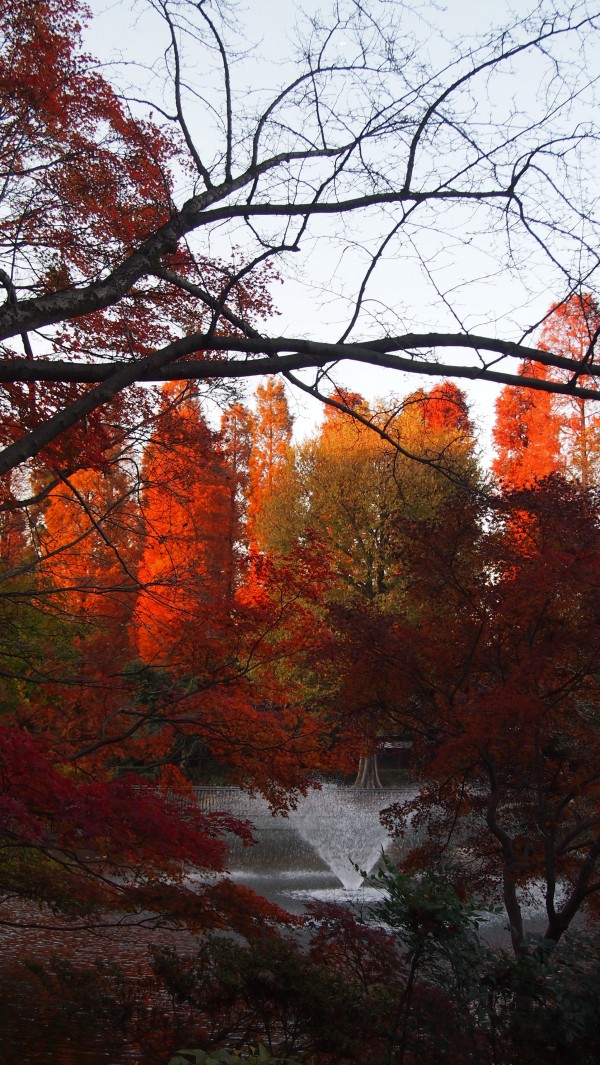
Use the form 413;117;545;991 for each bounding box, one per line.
1;0;600;477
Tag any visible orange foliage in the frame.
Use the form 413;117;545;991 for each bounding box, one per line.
248;379;293;549
492;362;562;487
134;387;235;667
418;381;472;434
219;400;254;563
539;294;600;485
41;465;139;629
493;294;600;488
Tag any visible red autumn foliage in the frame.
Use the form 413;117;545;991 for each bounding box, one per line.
0;723;290;931
134;385;236;668
3;17;600;965
379;476;600;952
0;0;174;472
0;0;277;483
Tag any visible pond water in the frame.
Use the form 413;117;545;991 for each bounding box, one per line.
0;901;192;1064
0;785;410;1064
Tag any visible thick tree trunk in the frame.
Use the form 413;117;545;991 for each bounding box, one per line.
354;753;383;788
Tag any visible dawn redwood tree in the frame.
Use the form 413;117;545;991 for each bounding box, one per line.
134;384;236;669
0;0;600;481
539;295;600;485
247;379;294;552
40;461;141;628
493;296;600;487
21;460;157;772
0;447;278;929
245;387;401;782
0;390;294;932
129;384;343;801
220;399;254;566
492;362;563;487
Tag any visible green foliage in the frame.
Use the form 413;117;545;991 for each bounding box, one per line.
362;858;497;1064
0;561;78;718
365;858;493;970
483;931;600;1064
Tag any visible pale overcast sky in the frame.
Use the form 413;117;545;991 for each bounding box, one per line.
82;0;600;455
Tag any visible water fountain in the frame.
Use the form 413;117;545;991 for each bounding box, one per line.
193;783;417;909
287;786;399;890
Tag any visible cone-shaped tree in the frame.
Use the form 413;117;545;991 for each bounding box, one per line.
135;385;235;669
248;380;294;552
493;295;600;487
492;362;563;487
539;294;600;486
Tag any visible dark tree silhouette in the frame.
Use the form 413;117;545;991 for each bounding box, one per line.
1;0;600;481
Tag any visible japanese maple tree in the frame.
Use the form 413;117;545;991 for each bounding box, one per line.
0;0;277;487
381;476;600;955
0;0;171;475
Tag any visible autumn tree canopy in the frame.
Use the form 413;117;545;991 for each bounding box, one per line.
539;295;600;485
378;475;600;955
134;384;236;667
242;384;481;784
493;295;600;487
4;0;600;1000
247;379;294;552
1;0;600;482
